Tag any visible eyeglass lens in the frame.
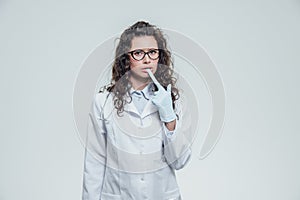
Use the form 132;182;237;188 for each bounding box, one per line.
130;49;159;61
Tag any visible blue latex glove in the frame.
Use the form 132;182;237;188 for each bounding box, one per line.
146;69;176;122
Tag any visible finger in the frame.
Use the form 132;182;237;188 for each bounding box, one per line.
146;69;162;87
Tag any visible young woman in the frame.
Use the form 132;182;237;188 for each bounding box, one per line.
82;21;192;200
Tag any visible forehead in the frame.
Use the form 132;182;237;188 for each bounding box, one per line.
130;36;158;50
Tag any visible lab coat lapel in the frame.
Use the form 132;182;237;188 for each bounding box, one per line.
123;100;140;116
123;83;158;118
141;98;158;119
123;98;158;118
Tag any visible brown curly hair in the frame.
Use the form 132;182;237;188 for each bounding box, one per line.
100;21;179;115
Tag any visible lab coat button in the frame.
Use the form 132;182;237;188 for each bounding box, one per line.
141;177;144;181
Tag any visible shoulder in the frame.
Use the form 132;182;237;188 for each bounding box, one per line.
94;90;112;106
95;89;110;100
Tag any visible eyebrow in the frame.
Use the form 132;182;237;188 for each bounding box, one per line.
130;48;159;51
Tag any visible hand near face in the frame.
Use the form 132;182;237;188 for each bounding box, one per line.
146;69;176;123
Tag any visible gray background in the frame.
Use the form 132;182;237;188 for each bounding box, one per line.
1;0;299;199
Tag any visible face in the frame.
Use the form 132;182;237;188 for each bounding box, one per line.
128;36;159;82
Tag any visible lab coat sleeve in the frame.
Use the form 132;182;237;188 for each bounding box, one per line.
162;98;192;170
82;93;107;200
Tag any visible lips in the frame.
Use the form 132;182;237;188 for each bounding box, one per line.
141;67;152;72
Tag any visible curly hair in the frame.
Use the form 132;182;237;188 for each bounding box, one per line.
100;21;179;115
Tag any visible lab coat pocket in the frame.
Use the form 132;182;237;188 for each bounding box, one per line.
101;192;122;200
164;188;181;200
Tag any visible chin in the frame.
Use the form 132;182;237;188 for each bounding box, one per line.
130;71;150;81
139;74;150;80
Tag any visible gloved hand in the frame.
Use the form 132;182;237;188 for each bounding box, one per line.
146;69;176;122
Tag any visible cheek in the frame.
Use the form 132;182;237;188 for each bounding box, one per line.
152;63;158;73
129;58;138;69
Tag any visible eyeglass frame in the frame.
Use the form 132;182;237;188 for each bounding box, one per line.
127;49;160;61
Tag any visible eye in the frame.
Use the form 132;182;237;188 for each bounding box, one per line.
133;50;143;56
149;49;158;55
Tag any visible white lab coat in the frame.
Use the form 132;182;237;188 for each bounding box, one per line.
82;89;192;200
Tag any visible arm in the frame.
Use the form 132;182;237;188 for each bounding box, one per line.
82;93;107;200
146;69;192;170
162;99;192;170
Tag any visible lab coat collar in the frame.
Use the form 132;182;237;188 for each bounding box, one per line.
124;83;158;118
129;82;155;100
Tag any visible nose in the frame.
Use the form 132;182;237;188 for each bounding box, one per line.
142;53;151;63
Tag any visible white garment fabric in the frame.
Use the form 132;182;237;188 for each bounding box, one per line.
82;84;192;200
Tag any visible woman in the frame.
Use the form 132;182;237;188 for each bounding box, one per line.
82;21;192;200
